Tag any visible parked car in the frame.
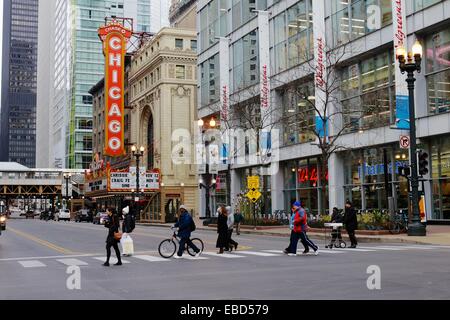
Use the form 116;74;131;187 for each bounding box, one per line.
75;209;93;223
40;210;54;221
21;210;39;219
93;212;108;225
55;209;71;221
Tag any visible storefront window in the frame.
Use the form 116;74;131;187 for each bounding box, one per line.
430;136;450;220
343;146;409;211
426;28;450;115
231;30;259;92
414;0;442;11
282;157;327;215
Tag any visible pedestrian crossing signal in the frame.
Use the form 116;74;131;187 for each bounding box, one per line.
398;166;411;178
418;150;429;176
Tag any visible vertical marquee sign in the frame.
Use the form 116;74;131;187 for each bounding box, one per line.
312;0;327;140
98;22;132;157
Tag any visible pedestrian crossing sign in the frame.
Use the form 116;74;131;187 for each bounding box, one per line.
246;190;262;203
247;176;260;190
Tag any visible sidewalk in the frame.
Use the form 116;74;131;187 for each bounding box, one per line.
137;220;450;246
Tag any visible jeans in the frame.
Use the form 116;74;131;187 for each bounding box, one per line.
177;237;200;257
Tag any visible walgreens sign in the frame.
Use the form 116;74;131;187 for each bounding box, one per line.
98;22;132;157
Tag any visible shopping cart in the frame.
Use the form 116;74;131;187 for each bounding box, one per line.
323;222;346;248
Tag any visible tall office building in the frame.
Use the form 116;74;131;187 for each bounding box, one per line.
43;0;169;169
197;0;450;222
0;0;39;168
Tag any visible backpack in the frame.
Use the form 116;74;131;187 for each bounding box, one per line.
189;215;196;232
125;214;135;233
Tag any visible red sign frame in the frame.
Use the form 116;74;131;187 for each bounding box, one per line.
98;22;132;157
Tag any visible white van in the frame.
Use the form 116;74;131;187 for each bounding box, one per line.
55;209;71;221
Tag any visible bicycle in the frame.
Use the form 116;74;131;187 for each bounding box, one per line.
388;212;408;234
158;227;204;258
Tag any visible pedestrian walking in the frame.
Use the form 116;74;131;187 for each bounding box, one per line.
325;207;344;249
103;208;122;266
121;206;135;233
344;200;358;248
216;205;229;254
173;205;201;259
234;194;244;235
226;206;238;252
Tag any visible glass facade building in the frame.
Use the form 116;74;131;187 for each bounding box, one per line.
197;0;450;222
50;0;164;169
0;0;39;168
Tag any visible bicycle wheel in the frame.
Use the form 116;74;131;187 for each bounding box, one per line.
187;238;204;256
158;239;177;258
388;221;400;234
335;240;346;248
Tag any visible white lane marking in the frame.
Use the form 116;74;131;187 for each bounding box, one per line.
133;255;170;262
179;255;209;260
202;252;245;258
389;246;435;250
238;251;280;257
358;246;404;251
262;249;345;255
0;254;95;262
18;260;46;268
332;248;376;252
57;258;89;266
92;257;130;264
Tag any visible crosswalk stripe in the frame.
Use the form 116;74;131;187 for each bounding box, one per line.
179;255;209;260
358;246;404;251
391;246;434;250
92;257;130;264
57;258;89;266
238;251;280;257
202;252;245;258
133;255;170;262
317;250;345;254
332;248;376;252
18;260;46;268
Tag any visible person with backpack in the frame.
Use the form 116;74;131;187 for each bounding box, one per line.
225;206;238;252
173;205;201;259
122;206;135;234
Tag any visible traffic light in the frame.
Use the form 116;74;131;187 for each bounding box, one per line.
398;166;411;178
418;150;429;176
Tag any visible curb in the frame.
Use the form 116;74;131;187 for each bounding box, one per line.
136;223;436;245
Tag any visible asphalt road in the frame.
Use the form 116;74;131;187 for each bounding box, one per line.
0;219;449;300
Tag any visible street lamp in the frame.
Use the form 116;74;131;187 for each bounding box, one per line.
132;145;145;218
63;173;72;210
396;41;426;236
198;118;217;219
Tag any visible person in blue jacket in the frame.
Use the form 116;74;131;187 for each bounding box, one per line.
173;205;201;259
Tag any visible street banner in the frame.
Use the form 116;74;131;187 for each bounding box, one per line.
196;144;207;175
312;0;327;139
392;0;410;129
209;144;219;174
98;21;132;157
219;37;230;164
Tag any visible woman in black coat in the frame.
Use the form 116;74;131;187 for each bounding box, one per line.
103;208;122;266
344;201;358;248
216;206;229;254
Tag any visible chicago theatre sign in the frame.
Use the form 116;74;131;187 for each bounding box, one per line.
98;22;132;157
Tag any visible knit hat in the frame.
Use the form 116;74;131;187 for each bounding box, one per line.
293;201;301;207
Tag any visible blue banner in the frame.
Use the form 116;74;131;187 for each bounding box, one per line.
221;143;229;164
315;116;328;138
396;95;410;130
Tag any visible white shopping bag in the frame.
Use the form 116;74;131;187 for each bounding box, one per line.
120;233;134;256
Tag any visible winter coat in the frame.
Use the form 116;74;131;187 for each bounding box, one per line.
292;207;307;233
105;214;120;244
122;214;134;233
174;212;193;239
216;213;229;248
227;212;235;230
344;207;358;231
331;210;343;223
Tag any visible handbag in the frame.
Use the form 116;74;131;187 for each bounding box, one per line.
114;231;122;241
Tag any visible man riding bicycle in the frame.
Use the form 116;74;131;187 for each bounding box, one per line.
173;205;201;259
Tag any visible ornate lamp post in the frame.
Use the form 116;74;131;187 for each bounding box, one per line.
63;173;72;210
131;145;145;218
396;41;426;236
198;118;217;219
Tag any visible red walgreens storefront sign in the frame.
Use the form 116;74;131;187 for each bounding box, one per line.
298;167;329;184
98;22;132;157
